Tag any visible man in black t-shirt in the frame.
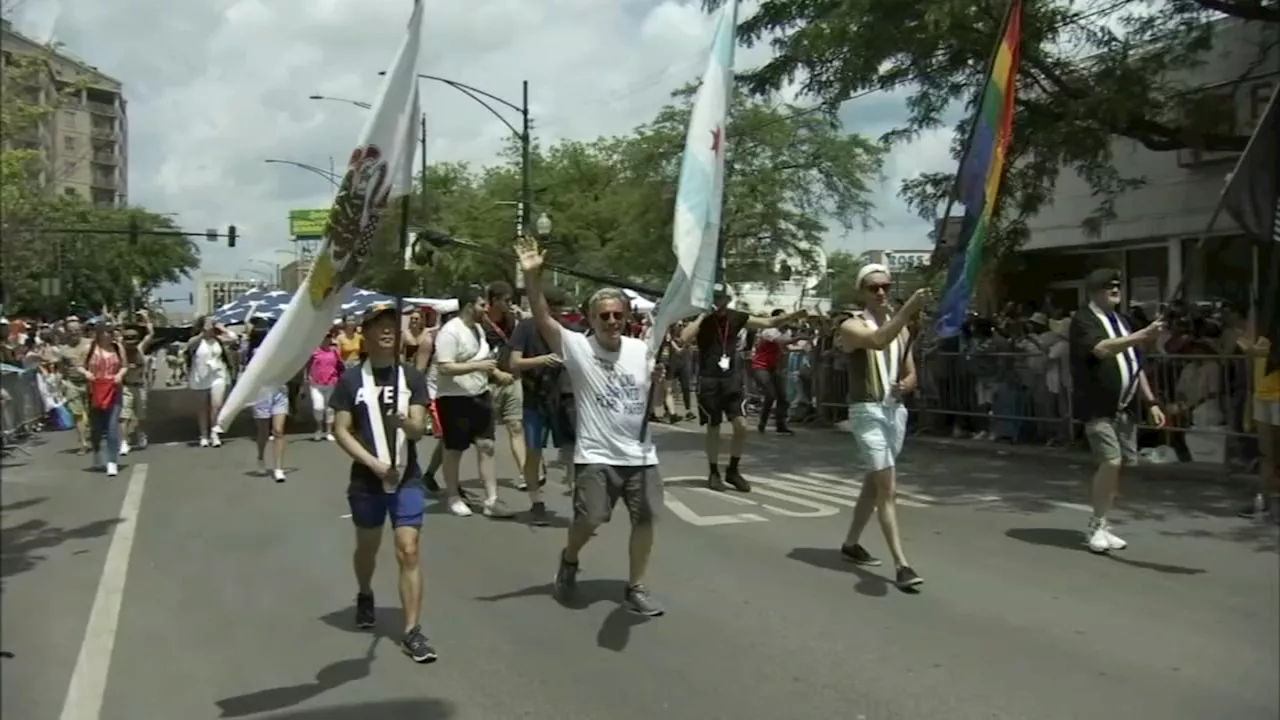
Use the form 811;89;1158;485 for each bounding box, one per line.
679;286;807;492
509;285;577;526
329;305;436;664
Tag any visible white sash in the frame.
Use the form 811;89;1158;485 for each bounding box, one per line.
360;361;409;472
860;311;901;403
1088;302;1139;409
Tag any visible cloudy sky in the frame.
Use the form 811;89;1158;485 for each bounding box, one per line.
14;0;957;307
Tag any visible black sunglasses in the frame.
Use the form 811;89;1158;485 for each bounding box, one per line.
865;282;892;294
597;311;625;322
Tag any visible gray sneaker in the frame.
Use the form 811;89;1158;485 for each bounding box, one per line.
483;497;515;519
624;584;665;617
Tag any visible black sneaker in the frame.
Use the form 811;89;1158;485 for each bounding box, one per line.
354;592;376;629
400;625;438;663
528;501;550;527
624;584;665;617
553;551;579;603
840;543;882;567
707;470;726;492
895;566;923;590
776;426;795;436
423;473;441;494
725;467;751;492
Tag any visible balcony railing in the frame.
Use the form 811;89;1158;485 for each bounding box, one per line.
91;176;118;190
90;126;116;139
87;100;116;116
92;150;116;164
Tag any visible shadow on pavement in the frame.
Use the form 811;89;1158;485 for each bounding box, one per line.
475;578;653;651
1004;528;1209;575
215;635;382;718
654;427;1250;522
786;547;900;598
319;605;404;641
255;697;455;720
0;497;122;595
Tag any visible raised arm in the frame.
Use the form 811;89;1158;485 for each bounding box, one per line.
745;308;807;330
515;237;565;357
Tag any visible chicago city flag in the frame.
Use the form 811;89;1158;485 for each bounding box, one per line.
647;0;738;355
216;1;425;428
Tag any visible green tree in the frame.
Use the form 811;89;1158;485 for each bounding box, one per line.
0;39;199;318
705;0;1277;254
825;250;866;309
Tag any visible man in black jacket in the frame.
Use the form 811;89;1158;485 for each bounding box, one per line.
1068;268;1166;554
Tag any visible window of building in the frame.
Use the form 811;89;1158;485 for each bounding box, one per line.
1125;246;1167;304
64;135;76;151
64;187;78;197
1183;235;1253;307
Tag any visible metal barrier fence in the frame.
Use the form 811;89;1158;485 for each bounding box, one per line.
740;346;1260;470
1;366;47;449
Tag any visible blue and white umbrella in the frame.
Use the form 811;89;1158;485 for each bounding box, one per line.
210;286;459;325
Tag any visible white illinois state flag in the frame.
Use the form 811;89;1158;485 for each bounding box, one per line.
647;0;738;356
216;1;425;429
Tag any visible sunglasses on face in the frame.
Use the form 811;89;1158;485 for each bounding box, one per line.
597;311;625;322
865;283;891;294
1107;281;1122;290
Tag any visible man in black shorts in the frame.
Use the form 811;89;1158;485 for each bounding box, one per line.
329;305;436;663
680;286;807;492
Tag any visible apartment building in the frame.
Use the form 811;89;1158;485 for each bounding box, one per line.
195;276;262;318
0;18;128;208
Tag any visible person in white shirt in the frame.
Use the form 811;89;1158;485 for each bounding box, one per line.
433;285;515;519
517;237;665;617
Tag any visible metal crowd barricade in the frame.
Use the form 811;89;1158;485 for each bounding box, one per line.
1;365;47;453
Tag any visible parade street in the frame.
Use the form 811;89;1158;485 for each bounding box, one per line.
3;425;1278;720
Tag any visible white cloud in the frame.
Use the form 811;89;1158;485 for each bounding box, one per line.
15;0;952;305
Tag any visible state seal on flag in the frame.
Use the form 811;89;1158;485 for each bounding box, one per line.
309;144;392;308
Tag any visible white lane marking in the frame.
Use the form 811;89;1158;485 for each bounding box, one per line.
688;487;758;505
663;487;767;526
749;485;841;518
787;472;930;508
59;463;149;720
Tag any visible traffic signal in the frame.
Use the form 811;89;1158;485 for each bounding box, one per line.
227;225;237;248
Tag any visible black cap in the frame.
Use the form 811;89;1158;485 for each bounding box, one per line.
1084;268;1122;292
360;302;398;329
712;283;731;301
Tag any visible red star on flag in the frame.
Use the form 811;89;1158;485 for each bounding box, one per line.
710;126;723;154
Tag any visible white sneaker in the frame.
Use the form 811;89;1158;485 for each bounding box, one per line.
313;431;324;442
210;432;222;448
199;437;210;448
1085;518;1111;553
325;433;335;442
1102;525;1127;551
119;440;131;456
272;468;286;482
448;497;473;517
106;462;118;477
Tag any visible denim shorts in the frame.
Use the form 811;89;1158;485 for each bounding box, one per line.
347;485;426;529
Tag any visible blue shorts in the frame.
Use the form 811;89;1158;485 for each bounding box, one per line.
252;386;289;419
523;405;573;450
347;486;426;529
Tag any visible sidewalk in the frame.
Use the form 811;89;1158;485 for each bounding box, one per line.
906;433;1248;487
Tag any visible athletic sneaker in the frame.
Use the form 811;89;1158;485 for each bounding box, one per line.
894;566;923;590
354;592;376;629
553;551;579;603
527;501;550;527
724;467;751;492
401;625;437;663
840;543;883;567
707;469;726;492
1085;517;1126;553
483;497;515;519
624;584;665;616
272;468;286;483
119;440;131;456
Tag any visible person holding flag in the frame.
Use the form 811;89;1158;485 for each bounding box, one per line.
328;304;435;663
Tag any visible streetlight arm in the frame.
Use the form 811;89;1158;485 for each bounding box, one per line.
418;74;523;115
310;94;372;109
440;82;523;141
264;159;342;188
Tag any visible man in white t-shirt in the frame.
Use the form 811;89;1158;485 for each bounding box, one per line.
434;285;514;519
516;237;665;617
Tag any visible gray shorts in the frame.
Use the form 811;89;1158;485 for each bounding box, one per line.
1084;413;1138;465
573;464;663;527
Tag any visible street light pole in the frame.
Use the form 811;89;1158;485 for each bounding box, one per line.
519;79;531;241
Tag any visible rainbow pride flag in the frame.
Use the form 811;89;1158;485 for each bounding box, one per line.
937;0;1022;338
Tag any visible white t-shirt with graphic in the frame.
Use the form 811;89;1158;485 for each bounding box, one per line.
434;317;491;397
559;326;658;467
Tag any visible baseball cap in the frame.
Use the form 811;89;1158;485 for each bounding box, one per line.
1084;268;1122;292
360;302;398;329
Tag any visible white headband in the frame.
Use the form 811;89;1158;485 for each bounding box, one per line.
855;263;891;288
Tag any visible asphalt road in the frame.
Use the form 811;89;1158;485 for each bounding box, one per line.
3;422;1278;720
